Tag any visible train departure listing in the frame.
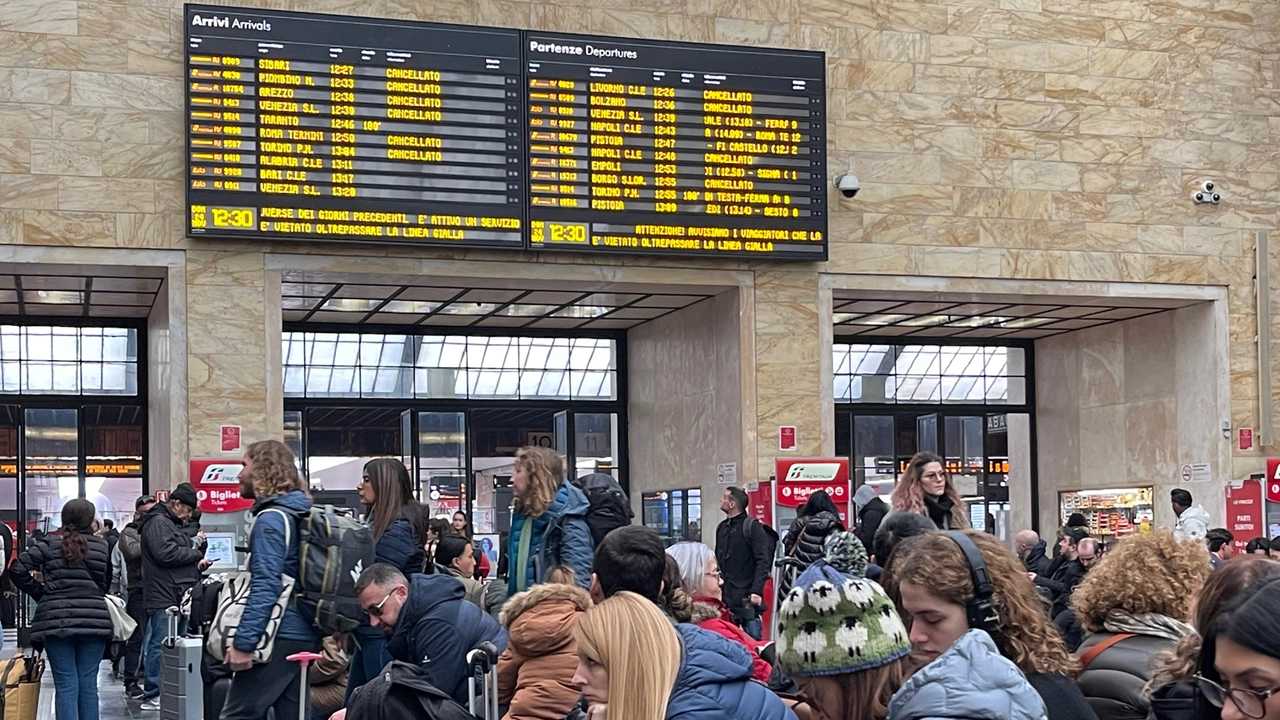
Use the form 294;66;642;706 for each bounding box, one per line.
185;6;827;259
185;5;525;248
525;32;826;260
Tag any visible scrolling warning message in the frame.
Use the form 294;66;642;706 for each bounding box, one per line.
525;33;827;260
184;5;524;248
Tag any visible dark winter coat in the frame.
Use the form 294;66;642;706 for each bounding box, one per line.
781;510;844;567
1024;541;1053;577
118;522;145;592
1027;673;1101;720
355;516;427;644
139;503;206;611
1076;632;1176;720
11;530;113;645
345;660;474;720
1147;681;1197;720
663;624;797;720
508;480;593;594
714;514;772;624
854;497;888;552
388;573;509;707
237;491;316;650
1036;559;1087;619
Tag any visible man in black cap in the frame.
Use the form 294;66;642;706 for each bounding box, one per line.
1171;488;1209;541
137;483;209;708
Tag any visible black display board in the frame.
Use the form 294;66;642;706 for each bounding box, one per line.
525;33;826;260
184;5;524;248
184;5;827;260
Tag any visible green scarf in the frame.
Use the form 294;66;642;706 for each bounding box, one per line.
515;513;534;593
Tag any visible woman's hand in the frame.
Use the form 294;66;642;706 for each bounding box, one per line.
225;647;253;672
586;703;608;720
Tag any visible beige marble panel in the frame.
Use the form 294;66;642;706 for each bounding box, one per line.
1125;397;1177;484
1078;323;1124;408
1122;311;1176;402
0;1;77;34
1079;403;1126;487
21;209;114;245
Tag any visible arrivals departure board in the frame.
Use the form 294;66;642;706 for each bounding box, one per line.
184;6;828;260
184;5;525;248
525;34;826;260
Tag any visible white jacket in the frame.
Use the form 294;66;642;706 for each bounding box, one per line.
1174;505;1210;541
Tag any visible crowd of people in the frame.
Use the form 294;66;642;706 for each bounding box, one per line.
8;445;1280;720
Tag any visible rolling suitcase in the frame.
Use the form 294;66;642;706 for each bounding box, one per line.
160;606;202;720
466;642;500;720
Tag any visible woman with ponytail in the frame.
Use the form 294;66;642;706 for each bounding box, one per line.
12;498;113;720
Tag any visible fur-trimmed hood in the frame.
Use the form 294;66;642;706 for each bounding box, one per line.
500;583;592;658
690;599;728;624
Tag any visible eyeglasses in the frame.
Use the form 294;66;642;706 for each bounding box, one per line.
1197;674;1280;718
704;571;722;579
365;588;398;618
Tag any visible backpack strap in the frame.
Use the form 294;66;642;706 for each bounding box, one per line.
1079;632;1135;669
256;507;294;573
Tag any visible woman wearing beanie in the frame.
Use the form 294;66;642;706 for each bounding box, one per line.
890;452;968;530
571;591;796;720
1071;530;1208;720
1147;556;1280;720
665;542;770;682
882;530;1093;720
777;552;1044;720
12;498;113;720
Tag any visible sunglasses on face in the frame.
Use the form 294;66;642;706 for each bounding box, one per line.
365;588;398;617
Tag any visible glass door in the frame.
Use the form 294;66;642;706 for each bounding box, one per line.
571;412;618;481
417;411;466;523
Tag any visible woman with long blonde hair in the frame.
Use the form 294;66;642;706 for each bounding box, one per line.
882;529;1090;720
507;446;593;593
889;451;968;529
571;591;796;720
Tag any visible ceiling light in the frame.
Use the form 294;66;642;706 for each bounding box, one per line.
320;298;380;312
25;291;83;304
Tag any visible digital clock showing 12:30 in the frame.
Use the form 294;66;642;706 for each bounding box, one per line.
190;205;257;231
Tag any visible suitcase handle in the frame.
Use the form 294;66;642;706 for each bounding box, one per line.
287;651;325;720
467;643;500;719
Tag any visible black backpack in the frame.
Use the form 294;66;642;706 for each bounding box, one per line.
346;661;474;720
263;505;377;635
578;473;633;546
743;516;779;560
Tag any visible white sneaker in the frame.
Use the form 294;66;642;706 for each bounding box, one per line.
140;699;160;712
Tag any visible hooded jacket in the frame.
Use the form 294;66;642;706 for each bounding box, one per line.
497;583;591;720
355;516;427;644
782;510;844;568
388;573;509;707
11;530;113;645
508;480;593;594
139;502;206;611
689;597;771;683
888;629;1048;720
855;496;889;552
664;624;797;720
1173;506;1209;542
236;490;315;651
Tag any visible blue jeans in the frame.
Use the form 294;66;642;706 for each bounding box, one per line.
741;618;762;641
344;635;391;705
143;609;185;700
45;636;108;720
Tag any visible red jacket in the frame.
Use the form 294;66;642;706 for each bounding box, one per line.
691;596;771;683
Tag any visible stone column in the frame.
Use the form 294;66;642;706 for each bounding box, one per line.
750;271;830;482
185;250;283;460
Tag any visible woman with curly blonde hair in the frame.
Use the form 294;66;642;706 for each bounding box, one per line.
890;451;968;529
882;529;1095;720
507;446;593;594
1071;530;1210;720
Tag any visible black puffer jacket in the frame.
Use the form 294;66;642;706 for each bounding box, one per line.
1076;632;1175;720
779;511;844;597
11;530;112;645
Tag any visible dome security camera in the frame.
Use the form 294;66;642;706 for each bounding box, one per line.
834;172;860;199
1192;181;1221;204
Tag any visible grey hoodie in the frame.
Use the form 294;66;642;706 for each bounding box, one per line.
889;630;1048;720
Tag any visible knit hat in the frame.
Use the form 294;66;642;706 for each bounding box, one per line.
170;482;199;509
823;531;868;577
776;561;909;677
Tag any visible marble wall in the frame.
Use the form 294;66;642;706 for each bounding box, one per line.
0;0;1273;503
1036;302;1231;532
628;290;744;541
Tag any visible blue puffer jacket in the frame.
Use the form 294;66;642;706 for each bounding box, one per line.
355;516;426;643
387;573;509;707
507;480;593;593
235;490;316;652
664;624;797;720
888;629;1048;720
